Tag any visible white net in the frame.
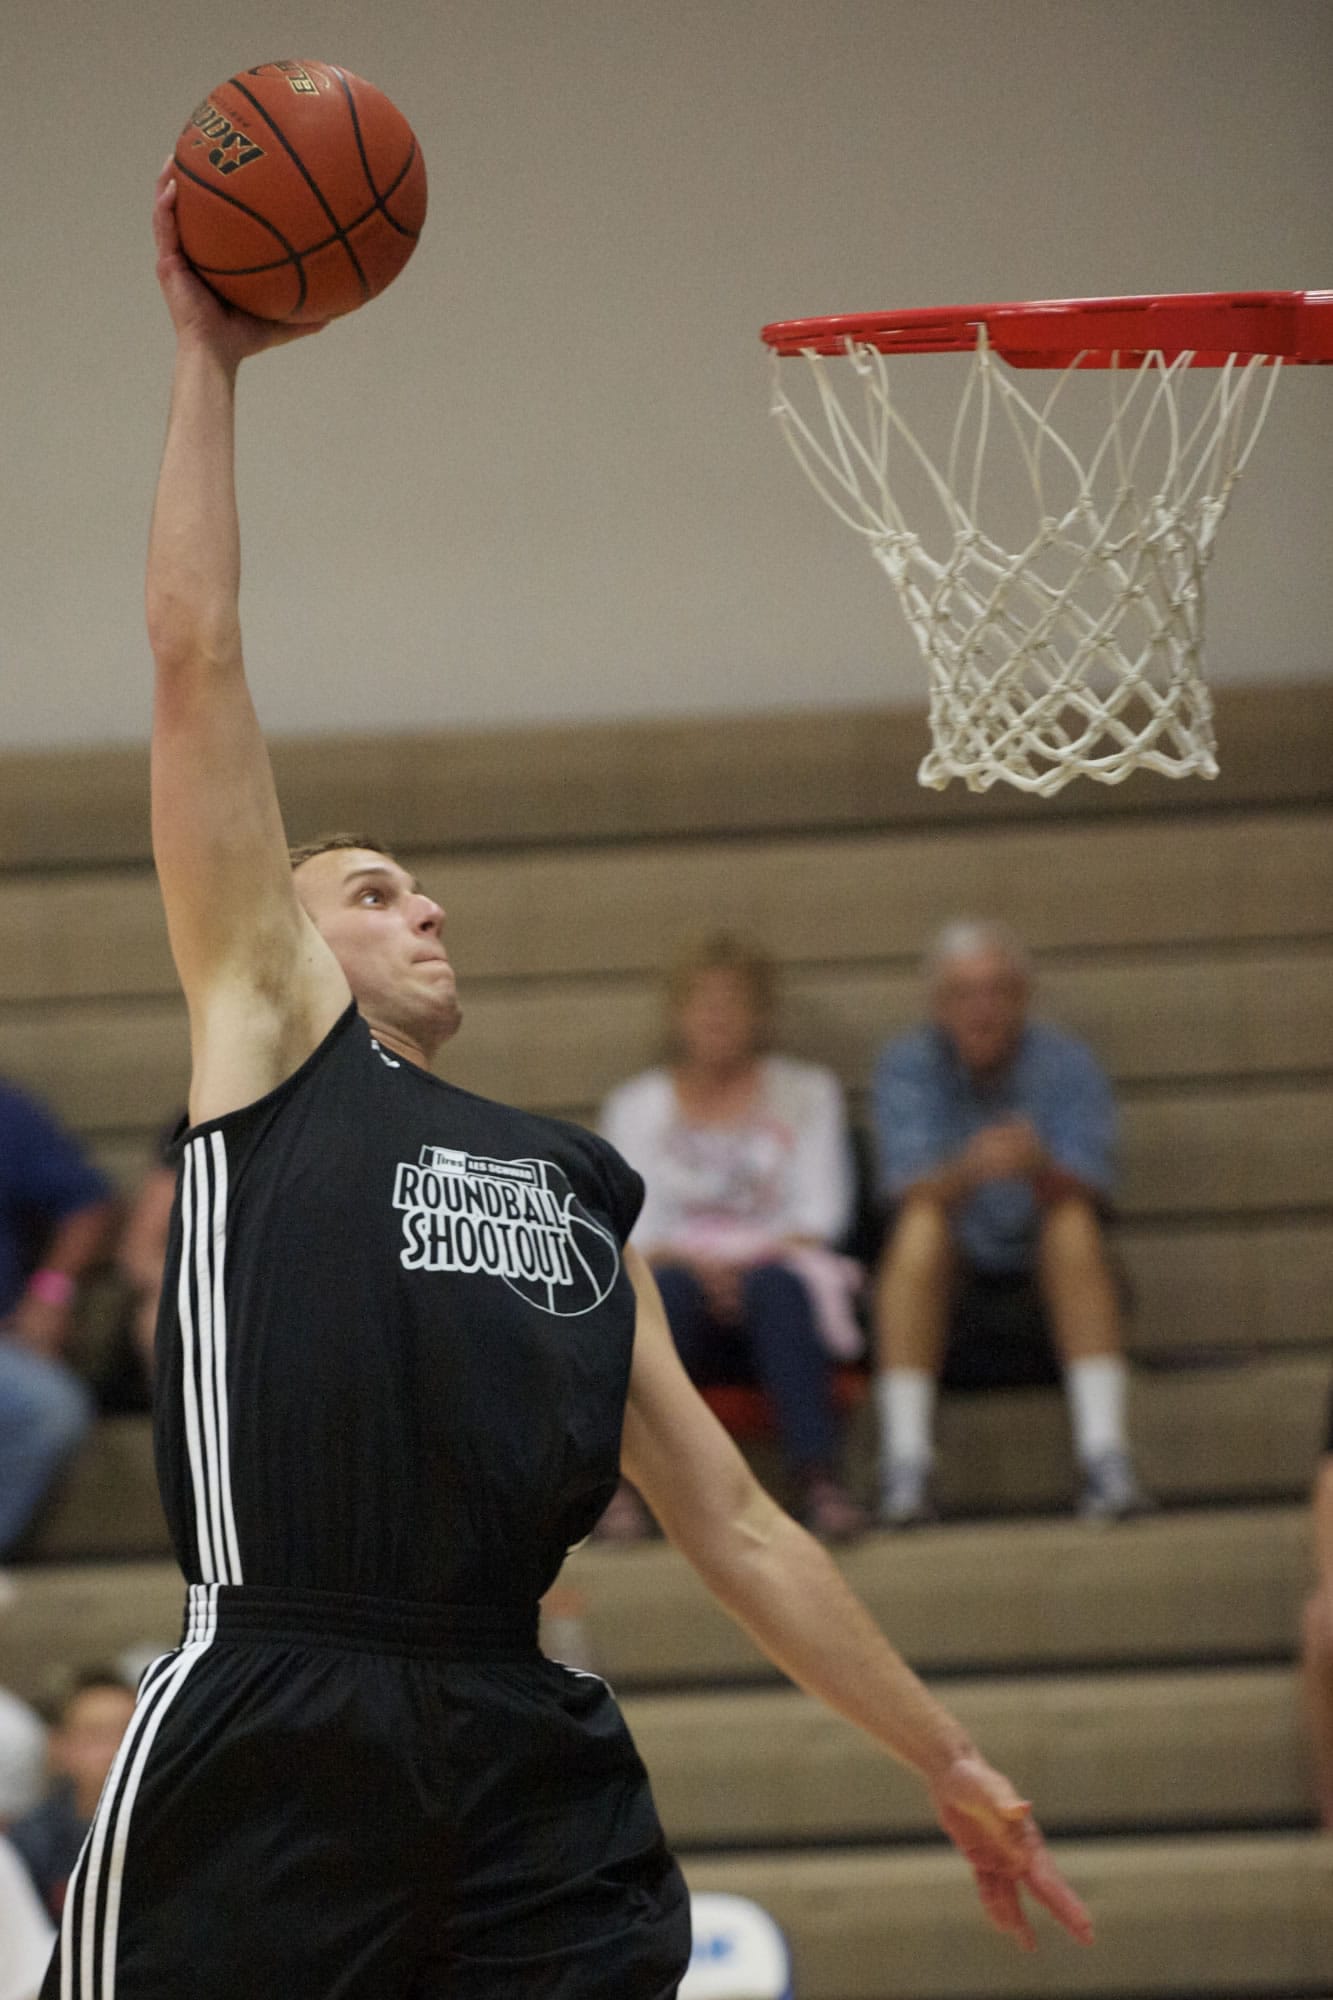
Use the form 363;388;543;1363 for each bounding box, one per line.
770;328;1284;794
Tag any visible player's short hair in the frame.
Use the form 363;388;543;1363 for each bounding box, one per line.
663;931;778;1053
288;832;393;872
924;919;1032;987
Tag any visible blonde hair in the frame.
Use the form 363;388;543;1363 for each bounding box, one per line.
662;931;777;1056
288;832;392;871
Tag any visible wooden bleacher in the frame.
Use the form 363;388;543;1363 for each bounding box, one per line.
1;683;1330;1996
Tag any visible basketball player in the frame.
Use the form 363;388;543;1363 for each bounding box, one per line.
43;163;1093;1998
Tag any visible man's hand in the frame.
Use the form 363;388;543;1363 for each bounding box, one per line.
960;1117;1046;1187
929;1752;1094;1952
153;160;327;366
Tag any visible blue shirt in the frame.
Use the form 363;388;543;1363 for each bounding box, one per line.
0;1083;112;1320
871;1021;1117;1274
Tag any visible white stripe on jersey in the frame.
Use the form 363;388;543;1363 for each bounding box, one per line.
208;1132;243;1582
179;1136;242;1585
192;1137;227;1582
175;1143;214;1581
61;1586;218;1999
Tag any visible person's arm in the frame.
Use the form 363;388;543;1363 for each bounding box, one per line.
117;1161;179;1371
146;163;348;1125
3;1091;118;1355
1031;1037;1118;1208
872;1042;1067;1208
781;1065;857;1245
599;1077;674;1256
619;1247;1093;1953
11;1198;118;1358
871;1040;980;1209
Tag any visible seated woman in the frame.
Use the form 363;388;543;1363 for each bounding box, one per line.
601;933;866;1541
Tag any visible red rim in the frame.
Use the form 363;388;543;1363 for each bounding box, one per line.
761;290;1333;366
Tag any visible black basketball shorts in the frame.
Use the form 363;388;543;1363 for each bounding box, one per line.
43;1584;690;2000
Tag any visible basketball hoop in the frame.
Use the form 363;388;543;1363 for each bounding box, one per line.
761;291;1332;795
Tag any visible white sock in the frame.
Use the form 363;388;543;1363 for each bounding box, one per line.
1065;1355;1129;1465
876;1369;937;1471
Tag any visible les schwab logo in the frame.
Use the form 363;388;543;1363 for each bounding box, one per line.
392;1146;620;1319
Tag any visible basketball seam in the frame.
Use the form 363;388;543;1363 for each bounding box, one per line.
329;66;421;240
172;152;308;315
225;74;370;303
186;190;419;278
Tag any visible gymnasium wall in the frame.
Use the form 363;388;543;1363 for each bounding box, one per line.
1;0;1330;752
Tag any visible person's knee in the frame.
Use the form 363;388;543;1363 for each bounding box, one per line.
1038;1196;1120;1296
880;1196;954;1289
1038;1192;1104;1260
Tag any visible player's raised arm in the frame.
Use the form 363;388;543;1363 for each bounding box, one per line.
619;1247;1095;1955
146;163;345;1120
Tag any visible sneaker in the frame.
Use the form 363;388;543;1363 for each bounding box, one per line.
1078;1450;1154;1523
877;1461;937;1530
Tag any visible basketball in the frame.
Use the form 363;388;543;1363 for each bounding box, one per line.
172;59;427;323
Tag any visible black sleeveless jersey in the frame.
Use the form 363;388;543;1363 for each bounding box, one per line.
153;1005;644;1605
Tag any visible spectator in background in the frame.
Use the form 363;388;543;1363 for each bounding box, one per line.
1301;1386;1333;1830
0;1683;46;1830
0;1081;117;1557
601;934;866;1541
8;1667;135;1923
871;920;1149;1527
115;1114;183;1387
0;1833;52;2000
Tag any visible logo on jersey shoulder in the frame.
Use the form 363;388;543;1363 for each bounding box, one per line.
392;1146;620;1319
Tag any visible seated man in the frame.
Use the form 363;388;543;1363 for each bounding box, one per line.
870;920;1149;1526
1300;1384;1333;1830
0;1080;117;1557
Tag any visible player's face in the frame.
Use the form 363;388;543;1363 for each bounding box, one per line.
932;948;1028;1077
294;849;461;1043
675;968;764;1070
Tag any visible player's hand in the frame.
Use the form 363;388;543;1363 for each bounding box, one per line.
928;1752;1094;1952
153;159;327;365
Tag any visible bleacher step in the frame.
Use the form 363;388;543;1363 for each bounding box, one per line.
624;1666;1312;1846
24;1352;1329;1565
681;1833;1333;1999
3;1507;1310;1705
564;1506;1310;1688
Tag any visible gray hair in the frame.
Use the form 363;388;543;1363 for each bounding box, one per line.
923;919;1032;987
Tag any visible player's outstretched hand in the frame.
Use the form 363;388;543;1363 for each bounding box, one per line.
152;160;327;366
928;1752;1094;1952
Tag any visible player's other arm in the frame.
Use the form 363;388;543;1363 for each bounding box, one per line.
146;165;344;1118
619;1247;1093;1953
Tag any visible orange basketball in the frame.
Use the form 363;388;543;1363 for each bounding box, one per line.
173;60;427;323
